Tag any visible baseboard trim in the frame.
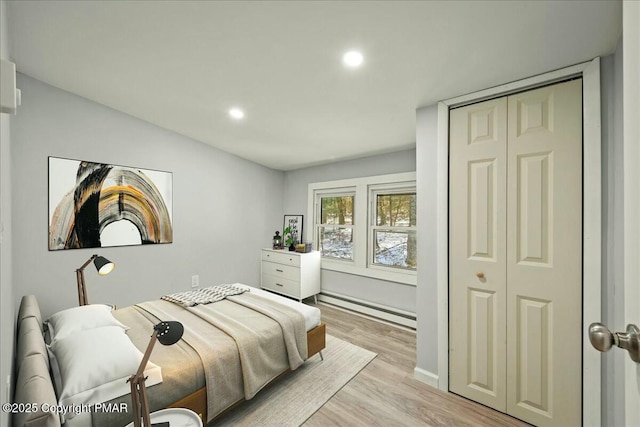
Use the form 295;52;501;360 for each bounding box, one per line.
413;367;439;388
318;292;416;329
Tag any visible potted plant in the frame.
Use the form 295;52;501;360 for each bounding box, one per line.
283;226;296;251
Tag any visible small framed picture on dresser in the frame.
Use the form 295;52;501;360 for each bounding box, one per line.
283;214;303;244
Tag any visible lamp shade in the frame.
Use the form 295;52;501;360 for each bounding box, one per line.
94;256;115;275
154;321;184;346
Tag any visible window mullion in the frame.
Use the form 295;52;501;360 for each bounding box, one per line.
353;182;368;268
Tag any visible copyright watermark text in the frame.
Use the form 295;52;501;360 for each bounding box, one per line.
2;402;128;415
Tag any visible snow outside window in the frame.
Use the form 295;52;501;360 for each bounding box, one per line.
315;192;355;261
370;189;417;271
308;172;417;285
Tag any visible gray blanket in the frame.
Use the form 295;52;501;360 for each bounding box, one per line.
92;291;307;426
138;292;307;422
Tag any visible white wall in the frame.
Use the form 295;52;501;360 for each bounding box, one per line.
283;149;417;312
0;0;15;425
621;2;640;424
11;74;285;319
601;40;625;427
414;105;439;375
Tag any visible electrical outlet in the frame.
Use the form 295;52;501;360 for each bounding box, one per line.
191;275;199;288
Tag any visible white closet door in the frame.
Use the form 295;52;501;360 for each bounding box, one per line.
505;79;582;427
449;97;508;411
449;79;583;427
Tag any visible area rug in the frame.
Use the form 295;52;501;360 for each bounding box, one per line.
212;334;377;426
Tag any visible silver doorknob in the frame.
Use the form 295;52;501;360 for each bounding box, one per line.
588;322;640;363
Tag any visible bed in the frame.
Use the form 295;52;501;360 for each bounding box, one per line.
13;284;326;427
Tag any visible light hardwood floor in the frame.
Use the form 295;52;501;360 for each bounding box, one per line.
304;302;531;427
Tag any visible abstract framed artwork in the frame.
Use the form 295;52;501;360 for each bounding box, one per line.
48;157;173;250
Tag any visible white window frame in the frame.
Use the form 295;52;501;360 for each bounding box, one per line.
314;187;356;263
308;172;417;286
368;183;417;272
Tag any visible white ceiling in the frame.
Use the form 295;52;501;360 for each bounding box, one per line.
6;1;621;171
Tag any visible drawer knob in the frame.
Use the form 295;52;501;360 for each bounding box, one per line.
276;269;284;273
275;283;284;287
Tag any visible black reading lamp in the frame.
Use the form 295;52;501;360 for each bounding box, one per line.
129;321;184;427
76;254;115;306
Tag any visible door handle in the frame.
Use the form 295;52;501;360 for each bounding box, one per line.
588;322;640;363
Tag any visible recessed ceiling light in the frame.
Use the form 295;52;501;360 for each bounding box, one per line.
342;50;364;68
229;107;245;120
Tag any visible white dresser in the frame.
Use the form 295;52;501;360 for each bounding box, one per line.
260;248;321;302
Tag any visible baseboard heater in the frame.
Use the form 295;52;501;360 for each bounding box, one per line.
318;291;416;329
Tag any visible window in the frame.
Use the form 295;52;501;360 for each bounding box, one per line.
308;172;416;285
316;192;355;260
370;189;416;270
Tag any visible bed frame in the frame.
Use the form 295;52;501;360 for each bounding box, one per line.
13;295;326;427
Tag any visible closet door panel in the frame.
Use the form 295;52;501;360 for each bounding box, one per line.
506;79;582;427
449;98;507;411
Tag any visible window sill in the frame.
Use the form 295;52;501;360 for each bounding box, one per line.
320;259;417;286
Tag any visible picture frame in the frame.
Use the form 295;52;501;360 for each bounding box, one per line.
48;156;173;250
283;214;303;246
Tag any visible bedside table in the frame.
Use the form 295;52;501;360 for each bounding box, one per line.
124;408;202;427
261;248;321;303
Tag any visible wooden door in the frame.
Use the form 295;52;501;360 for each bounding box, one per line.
449;79;583;427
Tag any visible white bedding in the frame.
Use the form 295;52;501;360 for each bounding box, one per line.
44;308;163;427
233;283;321;331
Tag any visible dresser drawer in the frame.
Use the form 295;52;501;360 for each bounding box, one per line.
261;261;300;281
260;248;320;302
261;274;301;298
261;250;301;267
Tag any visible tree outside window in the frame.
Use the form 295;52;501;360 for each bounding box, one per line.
309;172;417;284
372;192;416;270
317;194;354;260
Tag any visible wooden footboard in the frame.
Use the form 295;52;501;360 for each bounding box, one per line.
307;322;326;357
168;322;326;423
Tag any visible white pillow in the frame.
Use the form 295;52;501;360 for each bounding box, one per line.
49;326;162;421
45;304;127;343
